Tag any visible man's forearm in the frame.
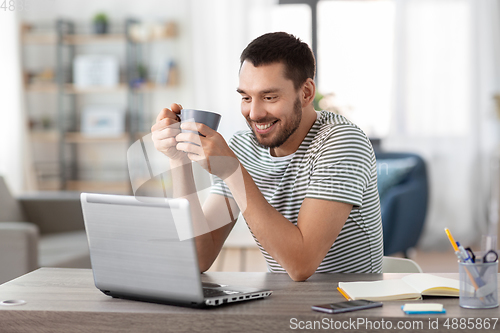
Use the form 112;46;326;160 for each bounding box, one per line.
170;158;199;200
224;164;313;280
169;159;217;270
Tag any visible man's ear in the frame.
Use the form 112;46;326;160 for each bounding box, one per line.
301;78;316;107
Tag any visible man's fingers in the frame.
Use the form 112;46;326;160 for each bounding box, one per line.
156;108;169;122
176;142;205;156
180;122;214;137
156;109;180;122
155;103;183;123
175;132;203;145
170;103;183;115
153;127;181;140
154;137;178;151
151;117;181;132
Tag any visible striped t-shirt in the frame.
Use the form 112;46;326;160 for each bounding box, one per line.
211;110;383;273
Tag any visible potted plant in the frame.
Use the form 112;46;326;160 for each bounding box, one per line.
130;63;148;88
93;13;108;34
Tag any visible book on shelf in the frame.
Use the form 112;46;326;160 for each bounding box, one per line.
337;274;459;301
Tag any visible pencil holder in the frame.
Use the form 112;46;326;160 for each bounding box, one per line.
459;261;498;309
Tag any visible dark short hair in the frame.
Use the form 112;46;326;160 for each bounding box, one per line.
240;32;316;90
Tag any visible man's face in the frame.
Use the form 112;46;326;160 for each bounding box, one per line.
237;61;302;149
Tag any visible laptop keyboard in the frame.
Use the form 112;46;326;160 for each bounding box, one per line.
202;282;226;288
203;288;240;298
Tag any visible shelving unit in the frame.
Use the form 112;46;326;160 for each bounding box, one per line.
22;33;56;45
22;19;179;193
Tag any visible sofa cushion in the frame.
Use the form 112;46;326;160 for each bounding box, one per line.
18;192;84;234
39;230;90;268
0;222;38;284
0;177;26;222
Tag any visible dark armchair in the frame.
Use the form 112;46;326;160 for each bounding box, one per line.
374;152;429;257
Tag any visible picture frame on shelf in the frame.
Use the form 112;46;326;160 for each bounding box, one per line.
81;106;125;137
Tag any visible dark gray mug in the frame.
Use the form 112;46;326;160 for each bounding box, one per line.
180;109;221;135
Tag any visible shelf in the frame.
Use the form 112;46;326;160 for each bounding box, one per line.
64;83;128;94
65;180;131;194
25;83;176;94
62;34;126;45
26;83;130;94
22;32;175;46
23;33;177;45
22;33;57;45
31;130;59;142
133;82;177;92
37;179;62;191
65;133;130;144
128;36;176;43
26;83;58;93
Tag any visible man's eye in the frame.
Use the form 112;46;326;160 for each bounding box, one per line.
264;96;277;101
242;97;251;102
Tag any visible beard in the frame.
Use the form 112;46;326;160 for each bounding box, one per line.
246;97;302;149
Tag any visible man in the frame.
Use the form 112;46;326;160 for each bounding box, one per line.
151;32;383;281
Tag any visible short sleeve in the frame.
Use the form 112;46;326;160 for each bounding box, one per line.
305;125;374;207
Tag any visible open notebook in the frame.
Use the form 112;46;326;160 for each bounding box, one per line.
338;274;459;301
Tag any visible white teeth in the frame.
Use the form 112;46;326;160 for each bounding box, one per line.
256;121;275;130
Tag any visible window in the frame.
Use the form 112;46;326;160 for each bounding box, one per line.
317;0;395;138
250;3;312;46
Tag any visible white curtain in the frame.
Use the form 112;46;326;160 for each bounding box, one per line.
384;0;500;249
0;11;36;194
188;0;278;141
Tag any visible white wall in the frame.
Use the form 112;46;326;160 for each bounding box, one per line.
0;10;26;194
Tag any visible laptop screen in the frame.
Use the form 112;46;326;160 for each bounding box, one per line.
81;193;204;304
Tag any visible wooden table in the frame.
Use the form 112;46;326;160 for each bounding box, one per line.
0;268;498;333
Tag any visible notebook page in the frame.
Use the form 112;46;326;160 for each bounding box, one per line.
338;279;420;301
402;274;459;295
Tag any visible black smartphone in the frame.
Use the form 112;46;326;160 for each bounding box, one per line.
311;300;383;314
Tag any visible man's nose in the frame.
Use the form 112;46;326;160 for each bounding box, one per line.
248;100;266;121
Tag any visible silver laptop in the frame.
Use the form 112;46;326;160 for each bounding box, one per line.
81;193;272;307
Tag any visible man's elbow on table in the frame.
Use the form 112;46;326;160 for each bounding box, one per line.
287;266;316;282
197;253;216;273
199;263;211;274
282;245;329;281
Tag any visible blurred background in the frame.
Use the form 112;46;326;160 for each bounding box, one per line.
1;0;500;276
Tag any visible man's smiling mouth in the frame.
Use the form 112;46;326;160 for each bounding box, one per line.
255;120;278;131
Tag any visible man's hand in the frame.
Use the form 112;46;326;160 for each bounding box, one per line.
151;103;189;162
176;122;240;180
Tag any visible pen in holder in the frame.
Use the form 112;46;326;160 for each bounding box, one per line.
459;259;498;309
445;229;499;308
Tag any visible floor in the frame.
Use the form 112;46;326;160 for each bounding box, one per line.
207;247;462;273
